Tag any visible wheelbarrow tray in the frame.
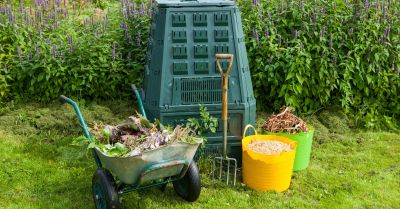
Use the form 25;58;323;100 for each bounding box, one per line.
94;139;202;185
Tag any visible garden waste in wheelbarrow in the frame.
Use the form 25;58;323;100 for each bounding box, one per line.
60;95;202;209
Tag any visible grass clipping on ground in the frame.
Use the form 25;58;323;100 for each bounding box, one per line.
88;115;199;157
262;107;309;134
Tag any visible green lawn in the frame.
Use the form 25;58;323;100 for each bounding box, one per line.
0;102;399;209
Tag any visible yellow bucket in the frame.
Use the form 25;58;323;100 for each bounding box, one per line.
242;125;297;192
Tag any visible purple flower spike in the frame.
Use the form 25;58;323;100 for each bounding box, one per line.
278;35;281;47
329;33;333;50
265;27;269;37
126;0;130;16
39;11;42;23
313;11;317;24
140;3;146;16
384;26;390;38
35;44;40;57
68;35;73;45
252;28;259;44
90;16;94;27
320;26;325;37
292;29;297;39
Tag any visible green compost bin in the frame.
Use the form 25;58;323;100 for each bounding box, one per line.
142;0;256;162
267;126;315;171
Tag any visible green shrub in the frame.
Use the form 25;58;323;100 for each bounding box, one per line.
239;0;399;128
0;0;150;100
0;0;399;129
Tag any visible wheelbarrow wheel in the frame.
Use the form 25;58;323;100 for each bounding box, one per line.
173;161;201;202
92;168;120;209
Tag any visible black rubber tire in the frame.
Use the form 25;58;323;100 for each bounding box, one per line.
173;161;201;202
92;168;121;209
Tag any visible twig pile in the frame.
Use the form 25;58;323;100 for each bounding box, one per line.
262;107;309;134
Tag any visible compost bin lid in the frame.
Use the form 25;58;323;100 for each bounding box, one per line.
156;0;235;7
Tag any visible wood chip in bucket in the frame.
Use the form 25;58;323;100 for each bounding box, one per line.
247;140;292;155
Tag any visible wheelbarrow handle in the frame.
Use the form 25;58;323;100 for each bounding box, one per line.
59;95;91;140
131;84;147;119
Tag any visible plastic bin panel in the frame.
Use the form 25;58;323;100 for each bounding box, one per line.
194;45;208;58
173;46;187;59
193;13;207;26
172;13;186;27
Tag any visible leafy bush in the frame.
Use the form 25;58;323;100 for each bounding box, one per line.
0;0;399;129
0;0;150;101
239;0;399;128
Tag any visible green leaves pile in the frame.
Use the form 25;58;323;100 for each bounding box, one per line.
77;115;201;157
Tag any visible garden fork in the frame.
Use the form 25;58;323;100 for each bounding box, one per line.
212;54;237;186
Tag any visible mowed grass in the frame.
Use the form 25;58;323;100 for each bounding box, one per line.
0;102;399;209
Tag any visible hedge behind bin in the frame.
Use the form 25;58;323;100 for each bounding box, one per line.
242;125;297;192
266;126;314;171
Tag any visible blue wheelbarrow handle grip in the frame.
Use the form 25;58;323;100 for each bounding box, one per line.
59;95;91;140
59;95;69;101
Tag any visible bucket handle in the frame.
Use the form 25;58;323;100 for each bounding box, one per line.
243;124;258;138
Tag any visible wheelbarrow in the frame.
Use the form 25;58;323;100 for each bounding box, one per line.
60;94;202;209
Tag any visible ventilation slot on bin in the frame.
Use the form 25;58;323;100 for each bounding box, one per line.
181;78;222;104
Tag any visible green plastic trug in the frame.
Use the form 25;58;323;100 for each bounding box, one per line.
142;0;256;161
269;126;315;171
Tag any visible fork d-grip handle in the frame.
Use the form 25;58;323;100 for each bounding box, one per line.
215;54;234;158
